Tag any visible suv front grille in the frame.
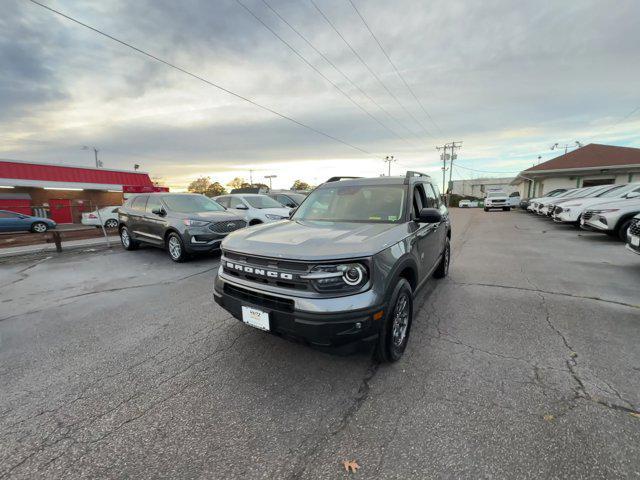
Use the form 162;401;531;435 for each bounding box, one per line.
223;283;294;312
222;252;311;290
630;218;640;236
209;219;246;234
582;211;594;221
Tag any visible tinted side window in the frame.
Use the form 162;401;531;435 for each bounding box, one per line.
146;196;162;213
424;183;439;208
412;185;425;217
131;196;147;211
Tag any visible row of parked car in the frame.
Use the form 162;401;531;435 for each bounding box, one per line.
117;190;308;261
521;182;640;255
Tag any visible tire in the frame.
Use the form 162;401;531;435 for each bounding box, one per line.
31;222;48;233
120;226;139;250
249;219;263;226
433;237;450;279
104;218;118;229
484;207;489;212
375;278;413;363
617;219;633;241
167;232;188;262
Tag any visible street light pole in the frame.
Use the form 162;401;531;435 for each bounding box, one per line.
82;146;101;168
383;155;396;176
264;175;277;190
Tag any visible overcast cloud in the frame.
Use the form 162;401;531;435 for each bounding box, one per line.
2;0;639;189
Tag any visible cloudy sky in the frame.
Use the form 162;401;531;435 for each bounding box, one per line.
2;0;639;190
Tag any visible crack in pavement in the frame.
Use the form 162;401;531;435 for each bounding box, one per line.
0;321;245;479
0;265;219;323
453;281;639;310
520;267;640;417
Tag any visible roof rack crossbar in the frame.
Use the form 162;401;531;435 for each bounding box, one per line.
326;176;362;183
404;171;431;183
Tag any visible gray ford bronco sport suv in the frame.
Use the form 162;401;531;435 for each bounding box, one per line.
214;172;451;362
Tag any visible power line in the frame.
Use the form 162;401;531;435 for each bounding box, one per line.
346;0;442;135
27;0;375;157
453;163;520;175
308;0;433;139
260;0;421;147
234;0;414;149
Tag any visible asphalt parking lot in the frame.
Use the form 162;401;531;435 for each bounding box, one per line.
1;209;639;479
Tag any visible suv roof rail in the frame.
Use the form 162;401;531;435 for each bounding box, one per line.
404;171;431;184
325;176;362;183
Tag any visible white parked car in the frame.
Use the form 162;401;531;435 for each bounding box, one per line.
582;196;640;240
214;194;291;225
81;206;120;228
625;214;640;254
458;199;478;208
483;191;511;211
553;183;640;225
527;188;571;213
538;186;611;216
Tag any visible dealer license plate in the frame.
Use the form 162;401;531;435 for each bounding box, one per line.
631;235;640;247
241;306;270;331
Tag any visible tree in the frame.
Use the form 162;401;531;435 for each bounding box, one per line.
227;177;247;190
205;182;227;197
291;179;311;191
188;176;211;194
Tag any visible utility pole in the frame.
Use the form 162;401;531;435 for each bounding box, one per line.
447;141;463;206
383;155;396;176
436;144;448;199
264;174;277;190
249;169;254;186
436;142;462;206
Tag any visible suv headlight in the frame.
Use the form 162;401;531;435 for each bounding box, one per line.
265;214;286;220
302;262;369;292
183;219;210;227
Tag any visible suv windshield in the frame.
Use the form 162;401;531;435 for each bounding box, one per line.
161;194;225;213
243;195;285;209
293;184;405;223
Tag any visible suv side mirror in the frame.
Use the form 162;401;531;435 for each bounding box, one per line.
288;207;298;219
234;204;249;210
625;191;640;199
416;208;442;223
152;207;166;216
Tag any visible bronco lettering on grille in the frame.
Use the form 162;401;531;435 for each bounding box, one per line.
225;261;293;280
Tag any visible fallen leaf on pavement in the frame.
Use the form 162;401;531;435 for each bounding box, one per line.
569;352;577;358
543;414;555;422
630;412;640;419
342;460;360;473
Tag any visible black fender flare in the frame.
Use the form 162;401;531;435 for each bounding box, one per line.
383;254;420;300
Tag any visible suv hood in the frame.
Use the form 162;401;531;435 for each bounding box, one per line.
189;210;244;221
259;207;291;216
222;220;407;261
585;197;640;212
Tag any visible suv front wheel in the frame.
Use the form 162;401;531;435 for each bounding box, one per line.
120;226;139;250
167;232;188;262
376;278;413;363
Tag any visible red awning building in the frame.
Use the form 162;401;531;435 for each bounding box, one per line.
0;159;167;223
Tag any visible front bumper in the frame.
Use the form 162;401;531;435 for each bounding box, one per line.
183;227;230;253
213;274;383;348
